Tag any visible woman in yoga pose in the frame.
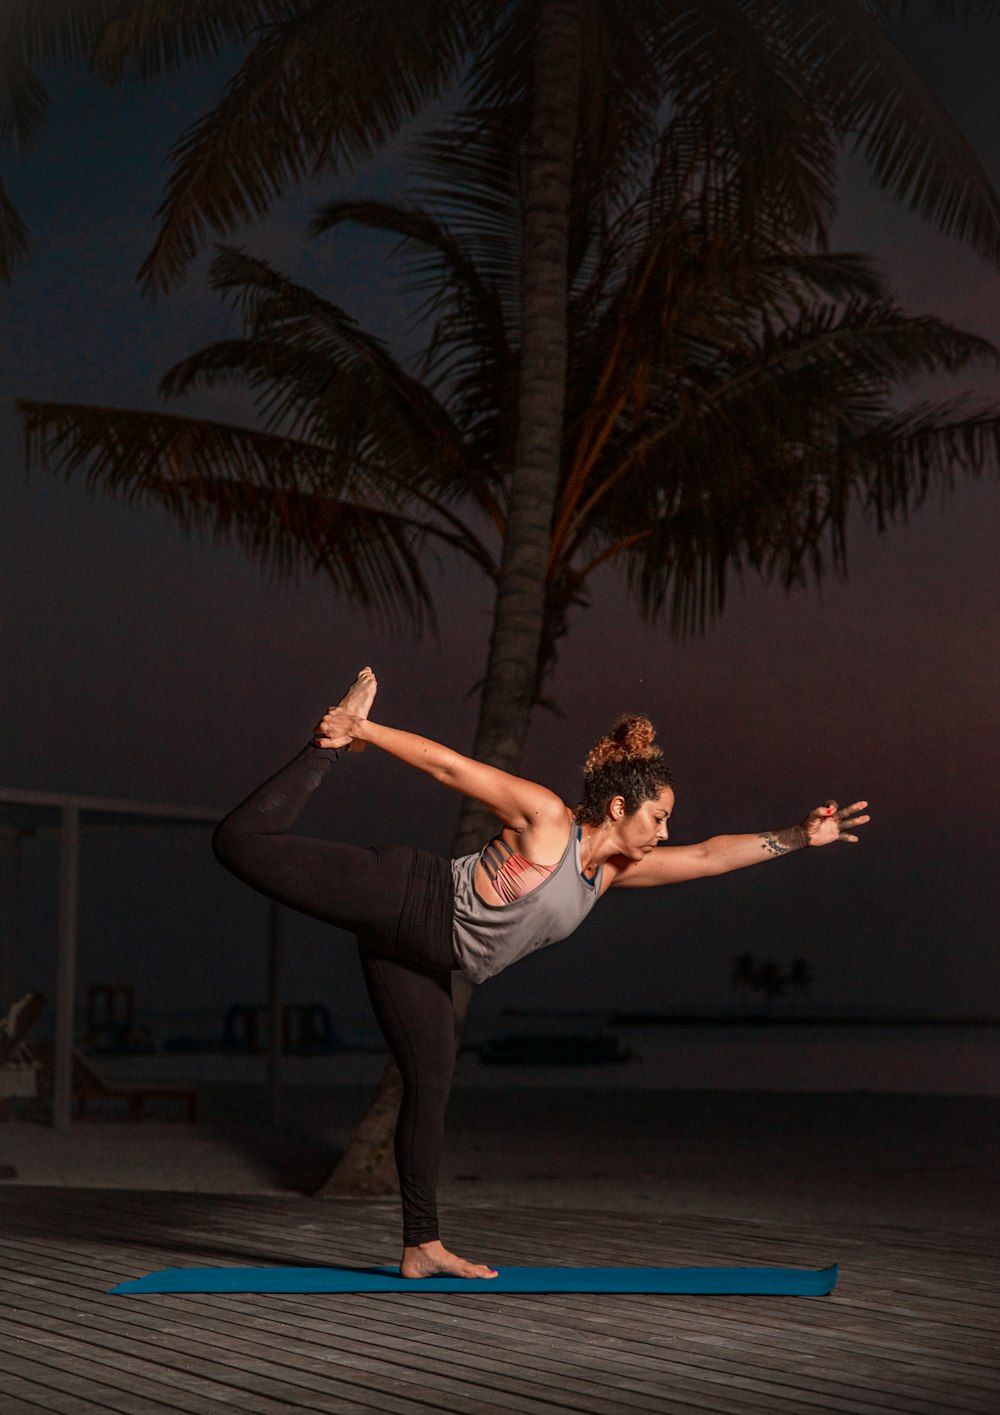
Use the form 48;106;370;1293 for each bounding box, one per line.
213;667;869;1280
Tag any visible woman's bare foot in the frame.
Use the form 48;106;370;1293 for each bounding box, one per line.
314;667;378;750
341;665;378;752
400;1240;498;1280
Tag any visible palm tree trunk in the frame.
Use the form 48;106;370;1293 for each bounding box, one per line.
452;0;584;855
318;0;584;1201
313;1059;401;1197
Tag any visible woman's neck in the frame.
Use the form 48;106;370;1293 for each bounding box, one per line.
577;821;621;871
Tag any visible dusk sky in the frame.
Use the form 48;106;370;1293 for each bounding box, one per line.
2;10;998;1030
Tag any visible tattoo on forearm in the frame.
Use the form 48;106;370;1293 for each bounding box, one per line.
758;826;808;856
758;832;788;856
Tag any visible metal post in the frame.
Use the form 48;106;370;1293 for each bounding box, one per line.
1;830;23;1012
54;805;80;1132
265;901;283;1123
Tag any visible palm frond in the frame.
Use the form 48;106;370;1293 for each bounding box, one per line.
780;0;1000;264
852;398;1000;527
90;0;291;82
598;296;996;487
653;0;839;244
309;198;516;477
136;0;489;294
0;51;50;147
729;303;999;416
0;179;30;283
757;251;886;307
554;179;1000;635
422;0;665;317
396;132;524;335
0;0;114;67
192;245;504;521
18;398;445;631
570;106;883;364
606;400;1000;639
310;197;512;355
567;307;1000;637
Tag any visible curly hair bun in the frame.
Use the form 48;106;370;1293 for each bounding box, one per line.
584;714;661;772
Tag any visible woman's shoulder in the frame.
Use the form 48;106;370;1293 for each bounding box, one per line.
458;807;572;865
508;805;575;865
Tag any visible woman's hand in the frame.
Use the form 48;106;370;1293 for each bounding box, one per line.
312;667;378;751
312;706;360;750
802;800;870;846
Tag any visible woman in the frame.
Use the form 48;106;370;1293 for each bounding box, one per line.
213;667;869;1280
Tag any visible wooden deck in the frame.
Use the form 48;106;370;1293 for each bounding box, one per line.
1;1187;997;1414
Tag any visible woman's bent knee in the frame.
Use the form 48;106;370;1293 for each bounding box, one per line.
212;817;258;875
211;820;238;871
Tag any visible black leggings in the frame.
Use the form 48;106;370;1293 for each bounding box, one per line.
212;746;458;1246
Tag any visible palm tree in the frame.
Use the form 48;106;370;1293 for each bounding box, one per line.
22;103;1000;756
7;0;1000;760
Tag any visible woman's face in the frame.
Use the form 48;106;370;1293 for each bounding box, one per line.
611;786;675;859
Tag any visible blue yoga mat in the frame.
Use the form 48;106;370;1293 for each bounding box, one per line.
109;1263;837;1296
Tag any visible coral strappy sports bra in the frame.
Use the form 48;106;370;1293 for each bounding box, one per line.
477;834;556;904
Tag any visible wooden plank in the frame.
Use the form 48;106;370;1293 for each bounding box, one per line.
0;1297;497;1415
308;1287;1000;1399
0;1348;184;1415
0;1364;124;1415
0;1315;325;1415
497;1203;1000;1260
479;1285;997;1366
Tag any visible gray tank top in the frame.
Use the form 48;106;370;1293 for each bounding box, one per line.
451;826;604;984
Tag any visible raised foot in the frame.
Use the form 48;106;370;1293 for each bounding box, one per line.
339;666;378;752
314;667;378;751
400;1240;498;1280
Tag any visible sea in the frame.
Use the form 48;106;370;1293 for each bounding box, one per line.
85;1006;1000;1096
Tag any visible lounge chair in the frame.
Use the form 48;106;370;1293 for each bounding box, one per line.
26;1040;197;1122
0;992;47;1120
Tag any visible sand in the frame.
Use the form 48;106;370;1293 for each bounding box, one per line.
2;1083;998;1234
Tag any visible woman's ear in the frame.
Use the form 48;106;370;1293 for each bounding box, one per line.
608;794;626;822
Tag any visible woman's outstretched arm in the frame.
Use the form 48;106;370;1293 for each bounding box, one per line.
313;704;567;837
610;800;870;888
